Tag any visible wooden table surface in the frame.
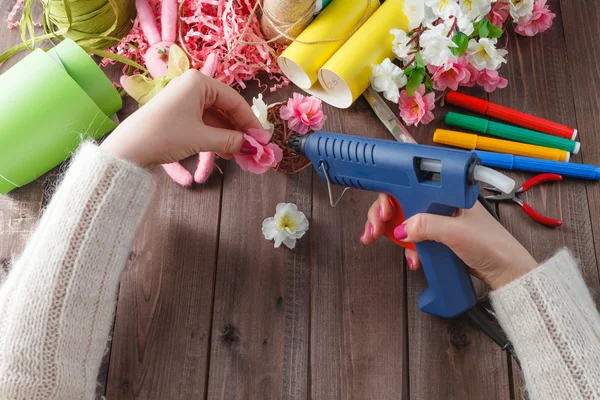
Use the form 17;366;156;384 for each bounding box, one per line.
1;1;599;399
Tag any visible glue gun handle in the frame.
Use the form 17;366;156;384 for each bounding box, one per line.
415;240;477;318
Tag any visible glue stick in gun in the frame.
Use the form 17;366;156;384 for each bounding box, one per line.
290;132;517;351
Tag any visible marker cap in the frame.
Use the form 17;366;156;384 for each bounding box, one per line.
433;129;478;149
446;91;489;114
445;112;489;134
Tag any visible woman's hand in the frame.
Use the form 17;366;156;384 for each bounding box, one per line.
101;69;262;167
362;194;538;289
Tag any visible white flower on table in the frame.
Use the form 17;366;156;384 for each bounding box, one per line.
466;37;508;70
262;203;309;249
370;58;407;103
509;0;534;21
460;0;494;21
390;29;416;63
251;93;274;133
425;0;460;19
420;23;458;66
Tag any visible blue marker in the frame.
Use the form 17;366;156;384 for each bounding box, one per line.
474;150;600;180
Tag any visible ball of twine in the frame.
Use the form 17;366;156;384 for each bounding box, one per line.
43;0;136;48
268;104;313;174
260;0;316;45
1;0;137;65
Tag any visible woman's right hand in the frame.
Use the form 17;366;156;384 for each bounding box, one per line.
362;194;538;290
101;69;263;167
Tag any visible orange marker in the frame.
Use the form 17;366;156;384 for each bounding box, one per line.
433;129;570;162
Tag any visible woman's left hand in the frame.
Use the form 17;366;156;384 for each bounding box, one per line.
101;69;263;167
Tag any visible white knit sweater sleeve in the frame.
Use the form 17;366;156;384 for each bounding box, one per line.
491;249;600;400
0;143;154;400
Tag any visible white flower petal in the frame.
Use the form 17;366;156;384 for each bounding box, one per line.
251;93;274;133
282;236;297;249
425;0;460;19
403;0;425;30
455;13;475;36
460;0;493;21
262;217;277;240
509;0;533;20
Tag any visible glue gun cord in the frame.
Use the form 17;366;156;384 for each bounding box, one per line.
465;305;522;370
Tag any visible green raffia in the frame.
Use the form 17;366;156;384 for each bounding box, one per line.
81;47;147;73
0;0;136;67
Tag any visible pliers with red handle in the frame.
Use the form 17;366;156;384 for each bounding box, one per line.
484;173;563;227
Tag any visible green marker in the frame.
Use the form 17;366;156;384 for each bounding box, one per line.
445;112;580;154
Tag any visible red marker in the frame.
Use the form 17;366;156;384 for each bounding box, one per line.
446;91;577;140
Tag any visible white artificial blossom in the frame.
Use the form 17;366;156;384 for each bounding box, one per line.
403;0;425;30
460;0;494;21
509;0;534;21
466;37;508;70
390;28;416;63
425;0;461;19
262;203;309;249
369;58;407;103
251;93;274;133
420;23;458;66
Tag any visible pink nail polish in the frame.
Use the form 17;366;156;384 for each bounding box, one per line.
393;224;408;240
240;140;258;155
368;223;374;236
407;258;414;270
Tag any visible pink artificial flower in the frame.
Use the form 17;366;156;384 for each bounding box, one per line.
427;60;471;91
488;1;510;26
399;85;435;126
458;56;480;87
515;0;555;37
234;128;283;174
477;69;509;93
280;93;327;135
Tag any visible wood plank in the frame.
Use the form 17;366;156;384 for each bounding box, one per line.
106;95;223;399
489;2;599;397
206;86;311;399
559;0;600;287
309;100;407;399
406;92;511;400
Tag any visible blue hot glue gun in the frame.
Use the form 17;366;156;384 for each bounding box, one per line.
290;131;515;319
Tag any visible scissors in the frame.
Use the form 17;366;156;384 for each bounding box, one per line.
484;173;563;227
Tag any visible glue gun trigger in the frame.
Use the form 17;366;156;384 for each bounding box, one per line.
382;196;417;252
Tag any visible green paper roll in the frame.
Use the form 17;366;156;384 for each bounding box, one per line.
0;39;122;195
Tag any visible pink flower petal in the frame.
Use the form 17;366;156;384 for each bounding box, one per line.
280;105;293;120
266;143;284;163
247;128;272;145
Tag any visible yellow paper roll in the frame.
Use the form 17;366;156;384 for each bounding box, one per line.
319;0;408;108
278;0;408;109
278;0;379;89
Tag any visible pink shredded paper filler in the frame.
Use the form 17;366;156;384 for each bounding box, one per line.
102;0;289;92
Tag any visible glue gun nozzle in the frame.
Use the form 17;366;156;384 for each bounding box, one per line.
288;135;308;156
